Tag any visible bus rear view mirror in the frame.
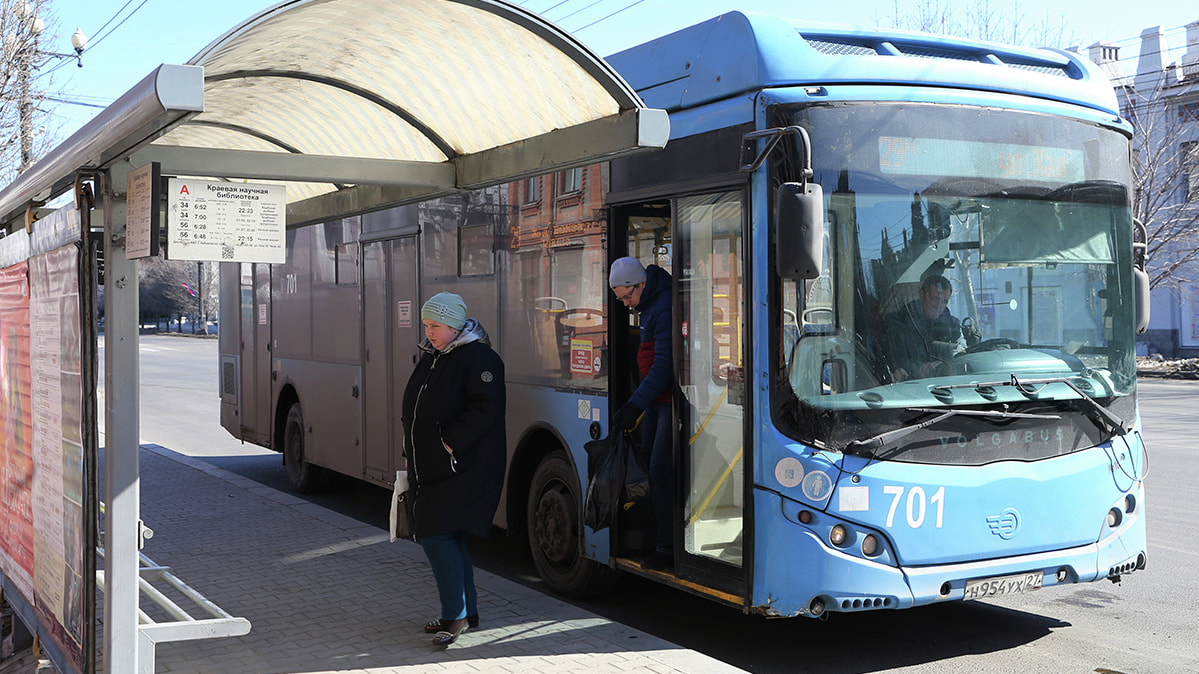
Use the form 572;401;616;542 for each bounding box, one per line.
776;182;824;279
1132;218;1150;335
1133;266;1150;335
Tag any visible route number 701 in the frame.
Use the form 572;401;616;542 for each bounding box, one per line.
883;485;945;529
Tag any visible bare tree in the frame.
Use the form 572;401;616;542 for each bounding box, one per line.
1121;78;1199;290
881;0;1075;48
199;260;218;326
0;0;59;184
140;258;202;331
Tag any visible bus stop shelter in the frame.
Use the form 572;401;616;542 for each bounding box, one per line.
0;0;667;671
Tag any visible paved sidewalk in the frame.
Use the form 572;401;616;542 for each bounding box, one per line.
132;445;745;674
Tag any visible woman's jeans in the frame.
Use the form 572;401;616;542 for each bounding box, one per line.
640;400;674;553
419;532;477;621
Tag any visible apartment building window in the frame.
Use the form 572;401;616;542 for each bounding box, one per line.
526;176;541;203
1184;140;1199;202
459;222;495;277
559;167;582;194
1122;103;1137;126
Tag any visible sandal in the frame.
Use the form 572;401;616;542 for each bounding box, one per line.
424;614;478;633
432;617;469;646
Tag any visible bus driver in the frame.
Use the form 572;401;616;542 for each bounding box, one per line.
883;274;965;382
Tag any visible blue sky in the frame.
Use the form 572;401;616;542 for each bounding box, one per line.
27;0;1199;144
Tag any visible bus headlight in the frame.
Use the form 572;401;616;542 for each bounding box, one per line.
829;524;848;547
1107;508;1123;528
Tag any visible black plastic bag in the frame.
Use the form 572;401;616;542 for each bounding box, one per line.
584;430;655;531
583;433;626;531
623;438;650;504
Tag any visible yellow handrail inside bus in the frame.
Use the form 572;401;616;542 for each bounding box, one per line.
686;385;738;526
689;386;728;443
689;448;743;527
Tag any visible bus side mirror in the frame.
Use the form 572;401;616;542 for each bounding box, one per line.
776;182;824;279
1132;219;1150;335
1133;266;1150;335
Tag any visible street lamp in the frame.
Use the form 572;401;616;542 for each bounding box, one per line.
9;2;88;173
69;28;88;65
37;27;88;67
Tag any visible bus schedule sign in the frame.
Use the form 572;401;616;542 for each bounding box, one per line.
125;162;160;259
166;179;286;264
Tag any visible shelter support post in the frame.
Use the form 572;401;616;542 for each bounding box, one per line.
102;165;140;672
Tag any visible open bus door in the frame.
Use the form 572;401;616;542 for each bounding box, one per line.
612;193;748;603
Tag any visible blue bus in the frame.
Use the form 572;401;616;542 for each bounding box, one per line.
219;11;1148;617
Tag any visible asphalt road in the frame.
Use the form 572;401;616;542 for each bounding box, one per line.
107;334;1199;673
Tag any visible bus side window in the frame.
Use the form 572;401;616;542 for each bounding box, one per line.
782;308;800;366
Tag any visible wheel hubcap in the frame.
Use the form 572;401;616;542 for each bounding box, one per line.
534;481;572;565
285;425;301;475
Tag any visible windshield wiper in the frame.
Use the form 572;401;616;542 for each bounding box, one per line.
845;407;1060;455
930;374;1131;436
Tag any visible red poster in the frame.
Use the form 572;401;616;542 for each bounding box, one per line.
0;262;35;596
570;338;593;374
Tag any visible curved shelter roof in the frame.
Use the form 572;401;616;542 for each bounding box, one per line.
0;0;667;228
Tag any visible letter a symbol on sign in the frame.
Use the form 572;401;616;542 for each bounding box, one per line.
179;185;190;195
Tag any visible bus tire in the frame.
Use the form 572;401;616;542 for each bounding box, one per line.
526;451;615;598
283;403;327;493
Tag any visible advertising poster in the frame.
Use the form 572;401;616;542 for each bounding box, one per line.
3;203;88;674
0;261;35;600
28;245;85;671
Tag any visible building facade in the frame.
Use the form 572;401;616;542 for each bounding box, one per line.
1091;21;1199;356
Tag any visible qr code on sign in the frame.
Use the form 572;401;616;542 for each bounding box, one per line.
221;246;235;260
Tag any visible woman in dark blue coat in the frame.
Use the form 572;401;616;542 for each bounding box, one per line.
401;292;506;646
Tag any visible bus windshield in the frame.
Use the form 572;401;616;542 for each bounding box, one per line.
776;103;1137;462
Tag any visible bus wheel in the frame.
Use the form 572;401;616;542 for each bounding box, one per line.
283;403;326;493
527;451;615;597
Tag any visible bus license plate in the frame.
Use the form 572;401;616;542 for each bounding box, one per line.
963;572;1044;600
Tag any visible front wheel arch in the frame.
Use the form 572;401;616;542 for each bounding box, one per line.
281;401;328;493
526;451;616;598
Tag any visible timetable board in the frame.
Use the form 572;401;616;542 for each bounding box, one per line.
166;179;286;264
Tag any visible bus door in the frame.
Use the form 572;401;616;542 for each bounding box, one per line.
237;262;272;446
614;192;747;598
362;236;421;483
675;191;747;595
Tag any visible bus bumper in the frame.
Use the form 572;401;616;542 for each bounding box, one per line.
753;491;1147;617
903;514;1147;606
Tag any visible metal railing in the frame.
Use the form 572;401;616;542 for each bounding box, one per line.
98;504;251;673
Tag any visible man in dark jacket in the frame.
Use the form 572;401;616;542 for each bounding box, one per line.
401;292;505;646
883;275;964;382
609;256;674;571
